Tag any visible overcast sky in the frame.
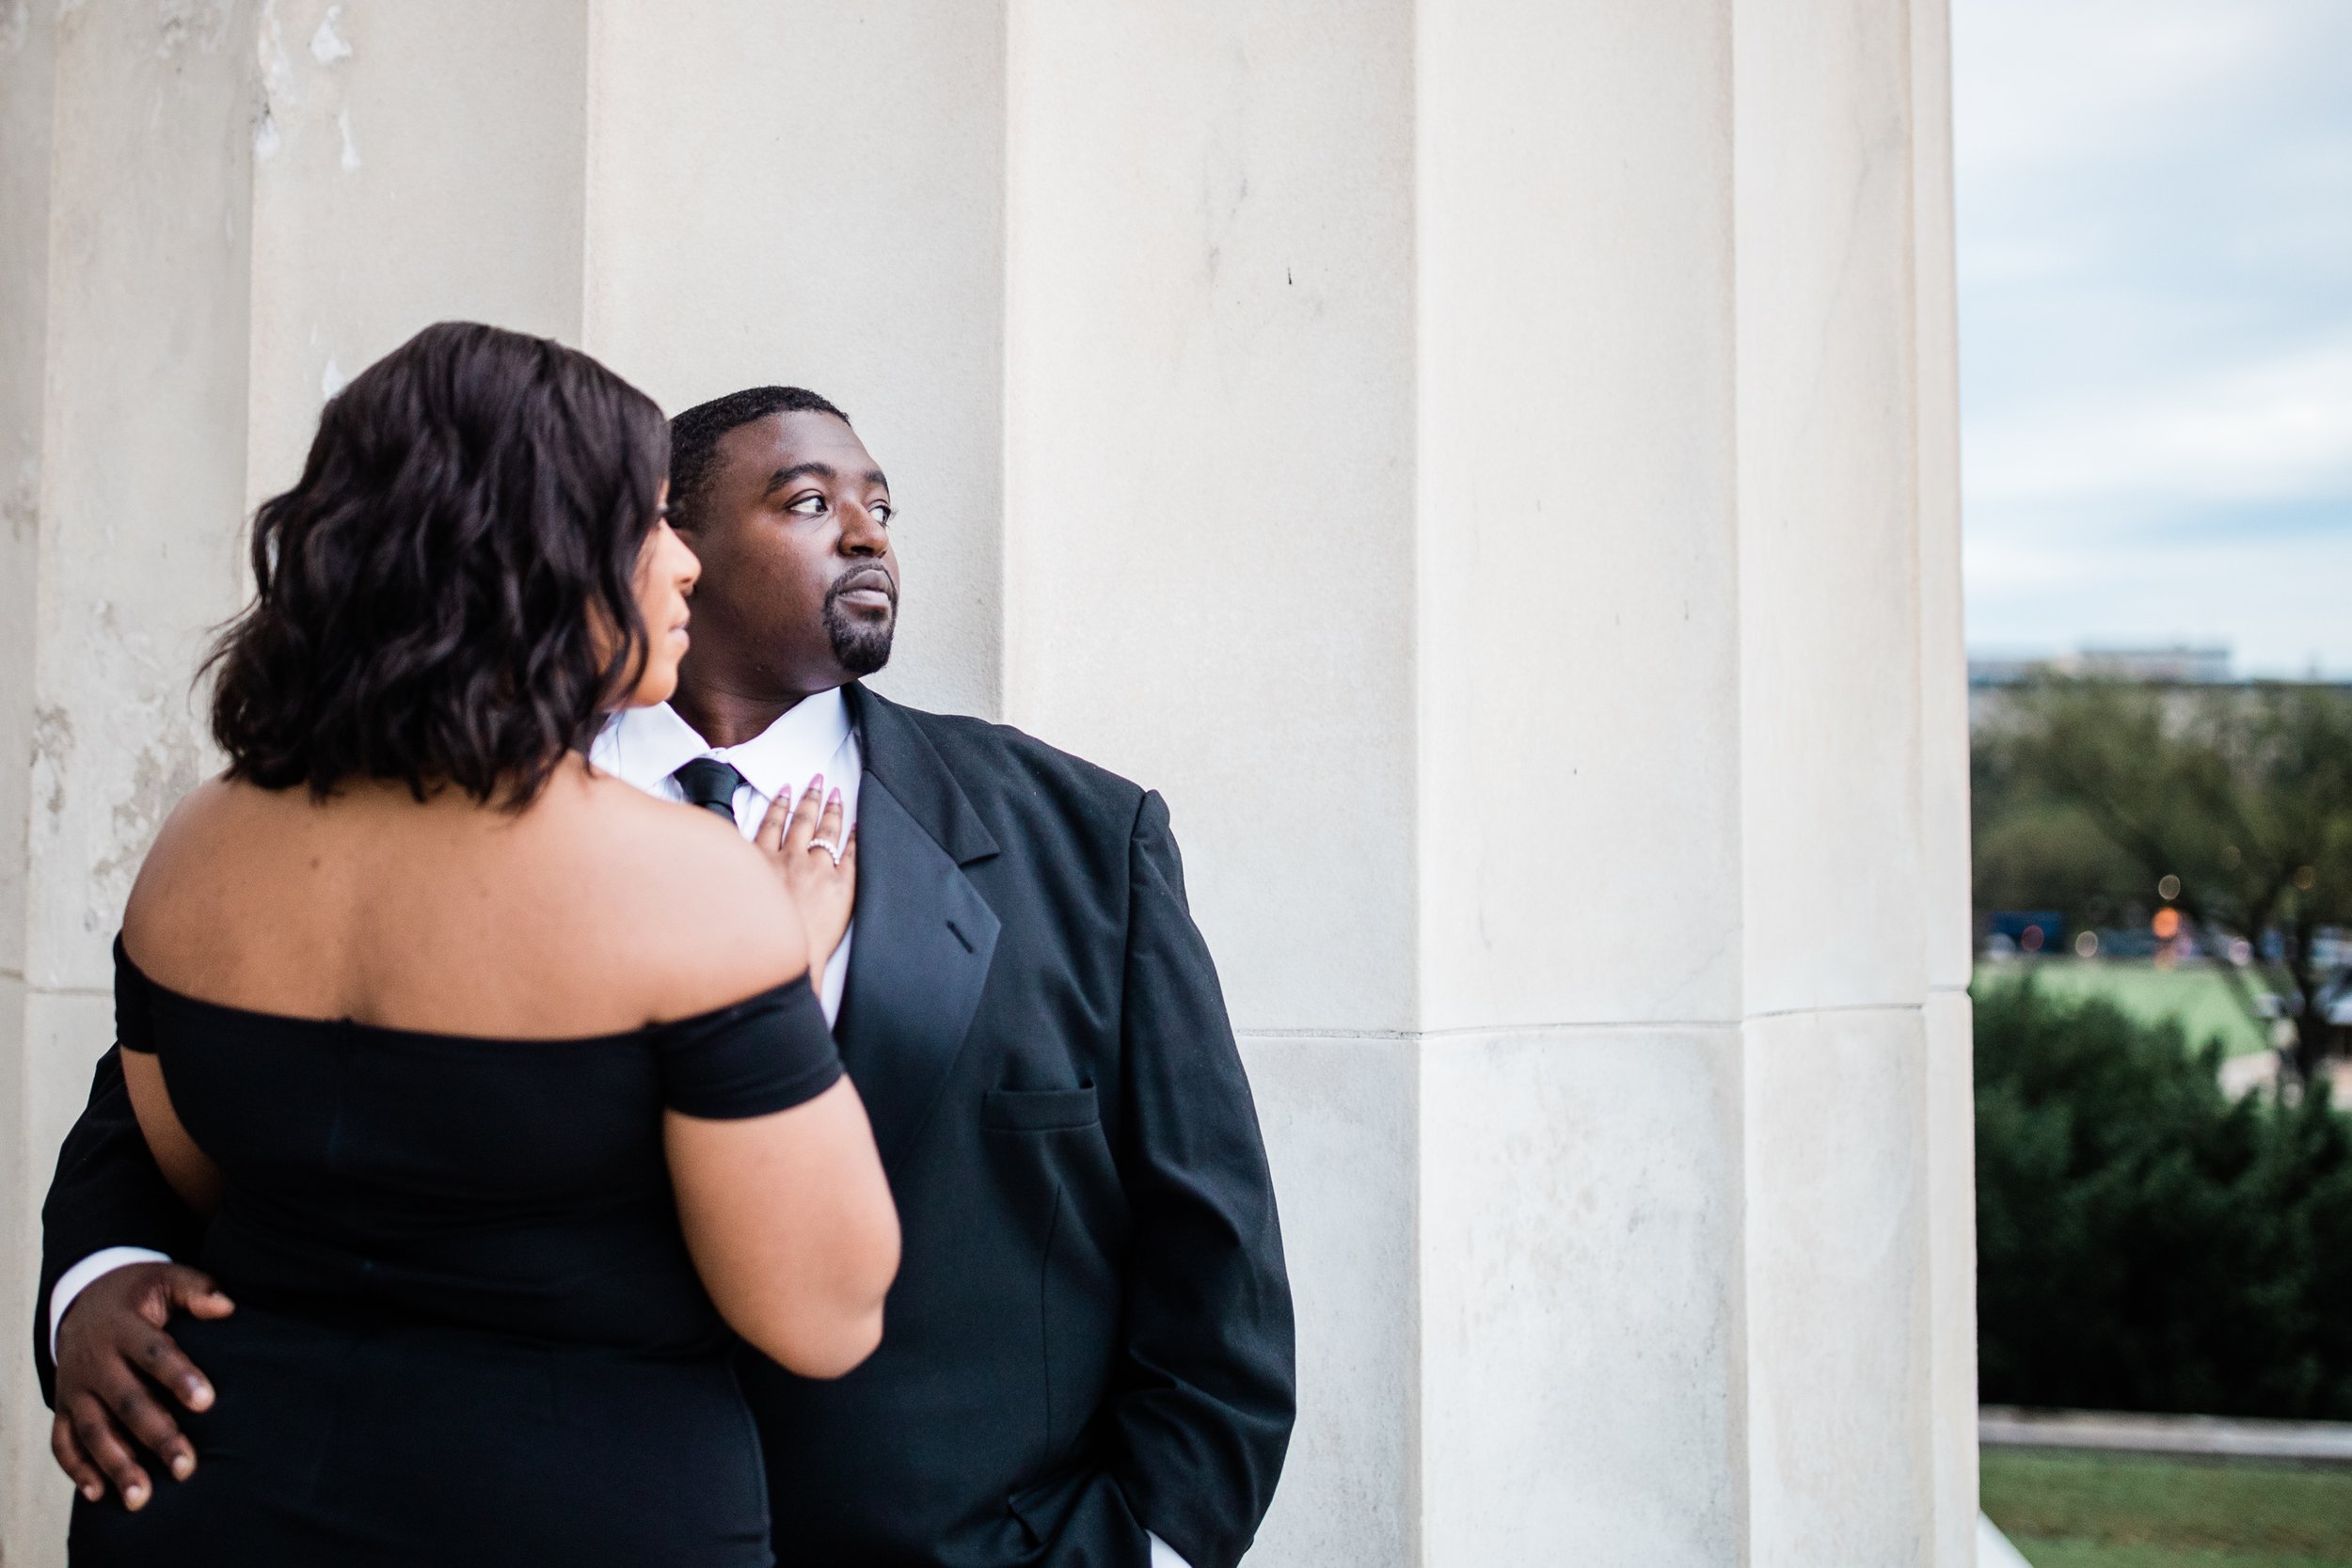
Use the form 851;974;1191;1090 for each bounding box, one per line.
1954;0;2352;675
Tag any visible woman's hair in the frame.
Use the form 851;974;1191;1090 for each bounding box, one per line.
207;321;669;806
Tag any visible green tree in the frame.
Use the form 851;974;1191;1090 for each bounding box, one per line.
1977;677;2352;1080
1975;976;2352;1418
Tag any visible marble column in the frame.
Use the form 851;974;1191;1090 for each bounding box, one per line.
3;3;256;1553
999;1;1971;1562
0;3;1971;1562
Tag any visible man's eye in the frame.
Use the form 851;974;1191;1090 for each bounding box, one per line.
787;495;826;516
871;503;893;525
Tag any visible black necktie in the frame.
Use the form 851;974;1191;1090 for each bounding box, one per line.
671;757;747;823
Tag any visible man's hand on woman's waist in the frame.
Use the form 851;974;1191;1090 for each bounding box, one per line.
50;1260;233;1511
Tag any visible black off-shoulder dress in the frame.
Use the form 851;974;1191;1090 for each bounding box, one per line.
70;938;843;1568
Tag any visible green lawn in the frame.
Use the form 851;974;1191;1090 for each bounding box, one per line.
1973;958;2277;1057
1982;1449;2352;1568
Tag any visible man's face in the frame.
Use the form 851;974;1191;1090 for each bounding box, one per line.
675;409;898;700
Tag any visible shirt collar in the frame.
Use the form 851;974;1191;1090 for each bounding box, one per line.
712;686;854;802
593;689;854;802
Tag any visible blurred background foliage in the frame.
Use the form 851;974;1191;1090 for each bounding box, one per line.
1975;977;2352;1418
1976;678;2352;1078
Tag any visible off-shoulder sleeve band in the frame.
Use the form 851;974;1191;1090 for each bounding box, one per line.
112;936;158;1055
659;976;842;1119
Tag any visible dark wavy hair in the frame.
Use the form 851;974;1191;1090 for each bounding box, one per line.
206;321;669;806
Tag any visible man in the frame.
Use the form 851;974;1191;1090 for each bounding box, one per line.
37;387;1295;1568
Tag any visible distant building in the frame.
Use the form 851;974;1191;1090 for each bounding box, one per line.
1958;644;2352;732
1969;643;2233;689
2073;644;2234;683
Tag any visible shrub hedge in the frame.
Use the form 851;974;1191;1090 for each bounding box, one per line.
1975;975;2352;1418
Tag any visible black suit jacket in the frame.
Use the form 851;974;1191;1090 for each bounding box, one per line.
35;685;1295;1568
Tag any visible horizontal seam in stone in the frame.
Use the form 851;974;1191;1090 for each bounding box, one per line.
1238;1003;1928;1041
1741;1001;1930;1022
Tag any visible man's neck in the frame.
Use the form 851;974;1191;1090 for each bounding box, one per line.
669;682;839;750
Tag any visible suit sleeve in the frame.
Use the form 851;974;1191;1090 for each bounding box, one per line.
1089;789;1295;1568
33;1046;207;1405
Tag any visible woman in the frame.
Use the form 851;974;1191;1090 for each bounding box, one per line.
66;322;898;1565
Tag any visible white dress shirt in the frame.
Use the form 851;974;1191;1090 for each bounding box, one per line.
589;689;862;1024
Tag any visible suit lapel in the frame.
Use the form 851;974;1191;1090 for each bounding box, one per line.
834;686;1000;1172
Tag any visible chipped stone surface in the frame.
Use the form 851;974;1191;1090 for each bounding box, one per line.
0;3;56;1556
28;705;70;827
1;457;33;541
34;12;259;863
309;1;347;64
88;728;203;928
247;0;586;506
155;0;232;59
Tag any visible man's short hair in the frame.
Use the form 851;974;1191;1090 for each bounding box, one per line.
668;386;850;531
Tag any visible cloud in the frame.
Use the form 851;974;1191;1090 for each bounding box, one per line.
1956;0;2352;668
1967;335;2352;507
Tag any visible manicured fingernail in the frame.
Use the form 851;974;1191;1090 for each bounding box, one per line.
125;1485;147;1509
171;1453;194;1480
83;1482;103;1501
828;788;841;804
188;1383;214;1409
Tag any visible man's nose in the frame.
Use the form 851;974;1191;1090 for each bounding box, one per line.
839;501;889;556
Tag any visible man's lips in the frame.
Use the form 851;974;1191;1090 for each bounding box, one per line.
834;571;897;612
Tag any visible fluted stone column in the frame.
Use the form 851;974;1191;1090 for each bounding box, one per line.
0;3;1971;1563
1000;2;1972;1563
3;4;256;1552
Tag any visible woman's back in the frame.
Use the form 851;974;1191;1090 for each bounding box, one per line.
126;767;788;1043
116;771;828;1356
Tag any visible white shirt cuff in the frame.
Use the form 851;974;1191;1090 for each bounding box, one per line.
1147;1530;1192;1568
48;1247;173;1362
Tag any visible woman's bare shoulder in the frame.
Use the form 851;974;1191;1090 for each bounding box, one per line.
574;778;811;1020
135;772;256;860
123;775;274;933
121;773;352;996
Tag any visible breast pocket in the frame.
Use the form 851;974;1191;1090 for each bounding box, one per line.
981;1085;1099;1132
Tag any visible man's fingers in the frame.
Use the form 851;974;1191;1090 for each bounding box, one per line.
99;1372;199;1481
162;1266;235;1322
132;1325;216;1413
66;1396;152;1511
52;1412;109;1503
135;1264;229;1328
183;1289;236;1321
